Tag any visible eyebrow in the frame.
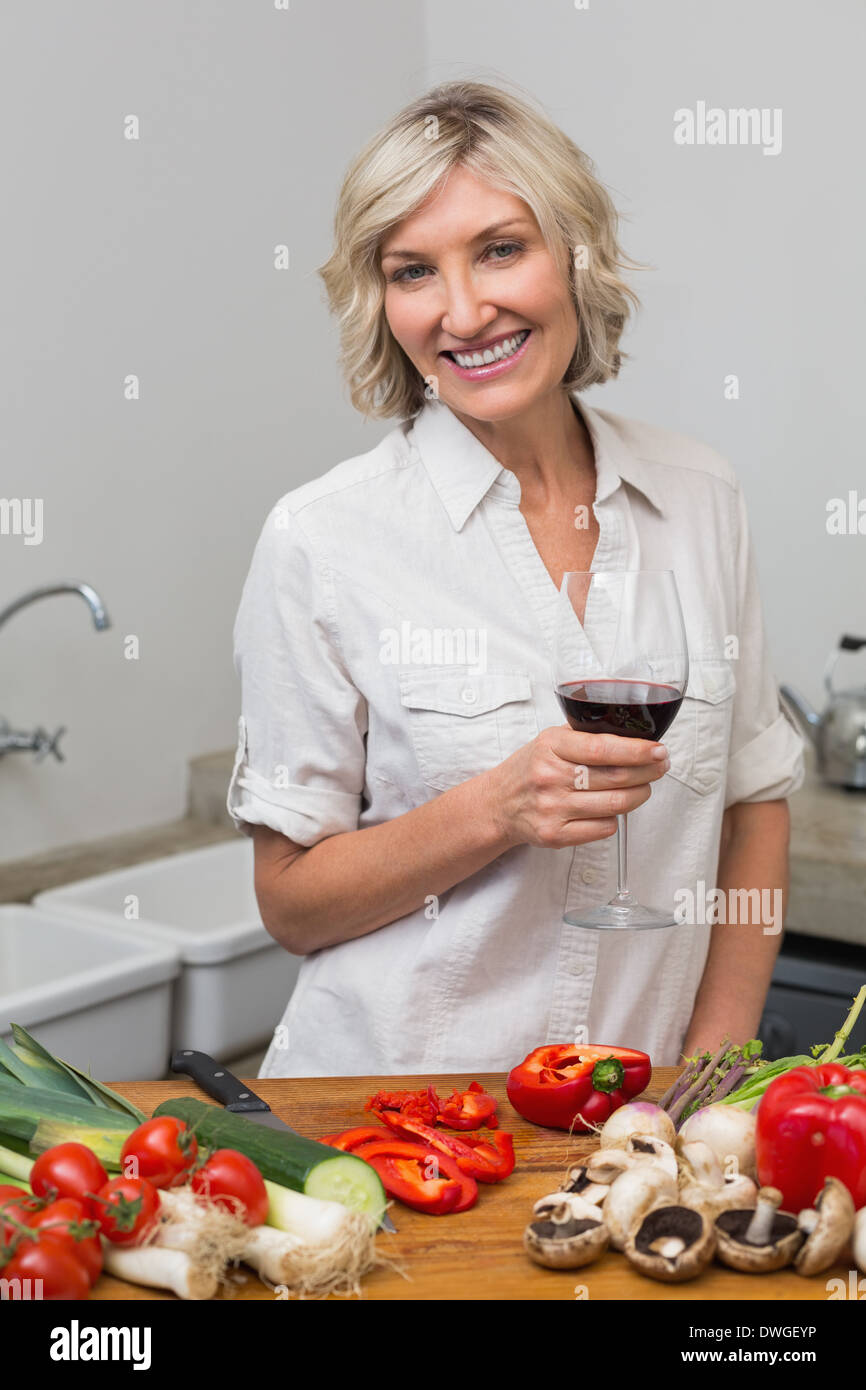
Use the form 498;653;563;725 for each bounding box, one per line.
380;218;531;263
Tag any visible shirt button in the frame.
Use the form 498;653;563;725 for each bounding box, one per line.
581;868;597;884
461;687;478;705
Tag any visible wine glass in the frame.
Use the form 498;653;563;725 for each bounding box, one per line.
553;570;689;930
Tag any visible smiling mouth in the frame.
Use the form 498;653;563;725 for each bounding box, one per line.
441;329;531;368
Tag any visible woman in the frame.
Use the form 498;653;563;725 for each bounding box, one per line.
227;80;804;1078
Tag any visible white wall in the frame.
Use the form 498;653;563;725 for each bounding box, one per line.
424;0;866;716
2;0;861;862
0;0;424;860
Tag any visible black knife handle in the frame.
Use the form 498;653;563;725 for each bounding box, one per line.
170;1049;271;1113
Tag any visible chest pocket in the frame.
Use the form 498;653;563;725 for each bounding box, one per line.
399;667;539;792
663;659;737;795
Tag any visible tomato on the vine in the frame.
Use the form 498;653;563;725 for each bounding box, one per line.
191;1149;268;1226
3;1232;91;1300
0;1185;43;1250
92;1176;160;1245
27;1197;103;1284
30;1143;108;1215
120;1116;198;1188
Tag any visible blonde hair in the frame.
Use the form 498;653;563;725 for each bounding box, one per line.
318;79;644;421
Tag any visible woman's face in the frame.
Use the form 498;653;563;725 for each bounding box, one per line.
381;165;578;422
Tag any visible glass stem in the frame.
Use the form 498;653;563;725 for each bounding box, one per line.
616;813;628;896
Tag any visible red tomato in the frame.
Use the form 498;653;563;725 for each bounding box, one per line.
120;1116;198;1188
0;1184;29;1202
30;1143;108;1215
0;1186;43;1249
93;1176;160;1245
190;1149;268;1226
3;1231;91;1299
27;1197;103;1284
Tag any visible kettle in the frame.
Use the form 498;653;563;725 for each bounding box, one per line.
781;635;866;789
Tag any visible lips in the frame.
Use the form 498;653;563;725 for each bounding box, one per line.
440;328;533;381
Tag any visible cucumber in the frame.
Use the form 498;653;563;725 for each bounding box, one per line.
153;1097;385;1226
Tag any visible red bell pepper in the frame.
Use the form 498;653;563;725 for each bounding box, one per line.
352;1139;477;1214
755;1062;866;1212
506;1043;651;1131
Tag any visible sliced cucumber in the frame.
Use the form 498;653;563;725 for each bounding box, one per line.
154;1097;386;1227
303;1152;385;1215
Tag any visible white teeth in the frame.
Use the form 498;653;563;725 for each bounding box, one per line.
452;329;528;369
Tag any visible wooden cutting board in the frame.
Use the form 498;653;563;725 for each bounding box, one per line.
89;1068;853;1301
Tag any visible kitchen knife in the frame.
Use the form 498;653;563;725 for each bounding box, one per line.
170;1048;396;1232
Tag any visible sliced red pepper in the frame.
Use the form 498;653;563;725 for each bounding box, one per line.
363;1085;442;1127
316;1126;391;1152
454;1130;515;1181
506;1043;651;1131
376;1111;514;1183
437;1083;499;1130
352;1139;476;1214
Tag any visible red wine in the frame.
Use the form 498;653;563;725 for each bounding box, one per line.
556;680;683;740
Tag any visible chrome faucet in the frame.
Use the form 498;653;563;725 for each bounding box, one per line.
0;581;111;761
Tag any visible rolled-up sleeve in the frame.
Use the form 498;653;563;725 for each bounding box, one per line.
724;477;805;808
226;502;367;846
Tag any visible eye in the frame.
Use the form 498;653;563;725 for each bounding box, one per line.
388;263;430;284
487;240;522;261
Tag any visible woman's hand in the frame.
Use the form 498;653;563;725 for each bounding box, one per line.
482;726;671;851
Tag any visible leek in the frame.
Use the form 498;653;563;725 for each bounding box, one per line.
0;1023;143;1167
0;1024;145;1120
0;1171;27;1188
0;1078;135;1166
0;1142;34;1183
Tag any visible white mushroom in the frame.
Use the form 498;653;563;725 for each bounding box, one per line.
624;1201;716;1283
523;1196;609;1270
602;1163;678;1252
794;1178;855;1277
678;1141;724;1188
625;1135;678;1181
677;1141;757;1216
533;1188;606;1218
714;1186;802;1273
853;1206;866;1276
585;1149;635;1185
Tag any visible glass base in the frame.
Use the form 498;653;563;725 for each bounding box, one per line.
564;894;679;931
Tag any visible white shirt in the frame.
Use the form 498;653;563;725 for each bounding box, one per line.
227;392;805;1076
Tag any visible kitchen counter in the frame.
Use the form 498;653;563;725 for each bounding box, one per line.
0;815;235;907
787;751;866;945
90;1068;849;1302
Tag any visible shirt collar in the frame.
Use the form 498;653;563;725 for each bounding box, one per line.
409;391;666;531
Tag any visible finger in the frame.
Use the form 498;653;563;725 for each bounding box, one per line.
559;817;619;845
553;728;669;766
564;783;654;819
577;757;670;791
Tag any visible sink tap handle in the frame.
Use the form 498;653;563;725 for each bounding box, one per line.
34;725;66;763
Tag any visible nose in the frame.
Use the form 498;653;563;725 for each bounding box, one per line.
438;269;499;344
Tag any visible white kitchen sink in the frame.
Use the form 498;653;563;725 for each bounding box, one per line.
35;839;301;1062
0;903;179;1080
